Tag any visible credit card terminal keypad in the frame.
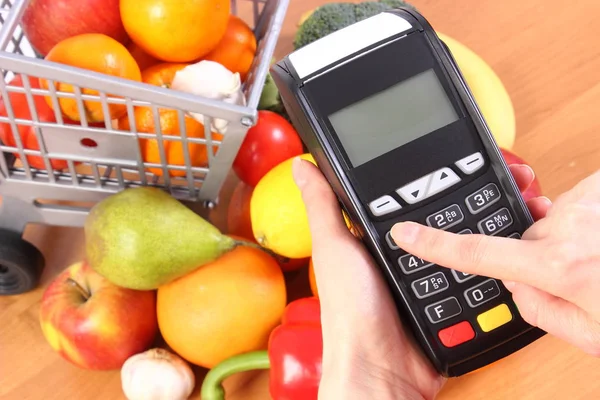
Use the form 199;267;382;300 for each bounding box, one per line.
371;151;522;350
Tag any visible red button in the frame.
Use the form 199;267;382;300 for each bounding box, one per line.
438;321;475;347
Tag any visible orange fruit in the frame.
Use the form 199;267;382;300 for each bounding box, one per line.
120;0;230;63
203;15;257;81
118;63;223;177
343;210;360;237
141;62;190;87
156;241;287;368
40;33;141;123
308;258;318;297
127;42;161;71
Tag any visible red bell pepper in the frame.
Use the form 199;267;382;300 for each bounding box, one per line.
200;296;323;400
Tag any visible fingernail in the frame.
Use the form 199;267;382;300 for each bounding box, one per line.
503;280;516;290
521;164;535;176
292;157;306;188
391;222;421;244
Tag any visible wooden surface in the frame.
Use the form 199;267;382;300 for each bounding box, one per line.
2;0;600;399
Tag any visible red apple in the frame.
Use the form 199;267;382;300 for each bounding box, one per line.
21;0;129;57
39;261;158;370
500;148;543;202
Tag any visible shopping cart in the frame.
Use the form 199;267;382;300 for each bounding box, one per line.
0;0;289;295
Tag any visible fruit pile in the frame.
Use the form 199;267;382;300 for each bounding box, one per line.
38;164;321;400
1;0;258;174
34;1;544;400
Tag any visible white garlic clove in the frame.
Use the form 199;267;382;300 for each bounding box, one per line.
171;60;247;135
121;348;195;400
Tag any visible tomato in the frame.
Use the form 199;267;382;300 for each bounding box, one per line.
278;256;310;272
233;110;304;187
227;180;254;241
0;74;75;170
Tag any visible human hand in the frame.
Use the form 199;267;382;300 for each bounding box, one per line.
391;168;600;356
292;158;545;399
292;157;445;400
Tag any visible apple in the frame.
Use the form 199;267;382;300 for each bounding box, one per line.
39;261;158;370
500;148;543;202
21;0;129;57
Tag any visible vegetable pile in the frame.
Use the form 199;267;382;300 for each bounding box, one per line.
294;0;416;49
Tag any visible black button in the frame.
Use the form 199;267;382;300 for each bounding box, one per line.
458;228;472;234
452;269;476;283
411;272;449;299
465;183;501;214
477;208;513;236
385;231;400;250
426;204;464;230
464;279;500;307
509;232;521;239
425;297;462;324
398;253;433;274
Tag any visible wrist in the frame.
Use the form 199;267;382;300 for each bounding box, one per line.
320;349;443;400
319;373;429;400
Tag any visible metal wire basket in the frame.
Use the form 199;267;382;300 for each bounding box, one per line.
0;0;289;295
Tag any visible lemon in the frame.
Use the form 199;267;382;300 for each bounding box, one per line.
250;153;316;258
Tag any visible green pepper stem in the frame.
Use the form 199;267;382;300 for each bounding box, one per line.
200;350;270;400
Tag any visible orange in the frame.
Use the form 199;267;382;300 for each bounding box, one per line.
118;63;223;177
120;0;230;63
156;241;287;368
127;42;161;71
309;258;318;297
141;63;190;87
39;33;141;123
343;210;360;237
203;15;257;81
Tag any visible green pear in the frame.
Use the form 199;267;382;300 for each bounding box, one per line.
84;187;238;290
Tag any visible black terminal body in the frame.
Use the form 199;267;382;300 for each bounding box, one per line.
270;7;545;377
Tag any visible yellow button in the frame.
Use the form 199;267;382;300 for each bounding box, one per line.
477;304;512;332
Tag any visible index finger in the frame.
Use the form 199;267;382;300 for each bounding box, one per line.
389;221;551;291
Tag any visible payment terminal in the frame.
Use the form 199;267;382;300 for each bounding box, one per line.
270;7;545;377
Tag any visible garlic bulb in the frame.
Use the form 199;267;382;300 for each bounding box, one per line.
171;60;246;135
121;348;195;400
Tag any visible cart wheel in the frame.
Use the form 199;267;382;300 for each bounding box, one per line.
0;230;45;295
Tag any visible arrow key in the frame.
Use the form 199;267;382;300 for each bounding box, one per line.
426;167;461;198
396;174;432;204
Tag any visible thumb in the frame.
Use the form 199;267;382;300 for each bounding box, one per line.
291;156;353;244
291;157;359;306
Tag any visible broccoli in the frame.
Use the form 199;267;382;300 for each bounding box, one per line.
294;0;416;50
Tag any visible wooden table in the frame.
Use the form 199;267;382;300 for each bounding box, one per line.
2;0;600;399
